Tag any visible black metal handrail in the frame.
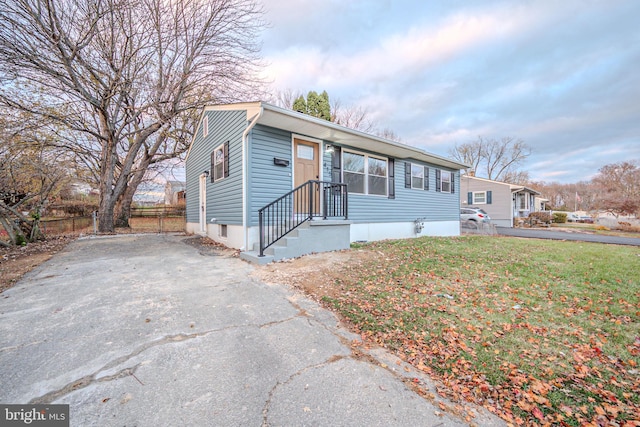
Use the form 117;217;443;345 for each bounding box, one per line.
258;180;348;256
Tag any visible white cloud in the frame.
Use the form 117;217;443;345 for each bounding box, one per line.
259;0;640;183
262;3;545;90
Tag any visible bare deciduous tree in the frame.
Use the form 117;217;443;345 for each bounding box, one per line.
330;99;375;134
373;128;401;142
501;170;531;186
0;116;72;245
591;160;640;216
529;180;597;212
270;89;303;111
449;136;530;181
0;0;266;232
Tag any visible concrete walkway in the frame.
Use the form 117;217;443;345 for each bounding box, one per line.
0;234;504;427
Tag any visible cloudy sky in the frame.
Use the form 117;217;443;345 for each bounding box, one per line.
259;0;640;184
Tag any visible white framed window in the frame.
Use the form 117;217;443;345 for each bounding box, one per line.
342;150;388;196
213;143;225;181
518;193;528;210
203;115;209;137
411;164;424;189
473;191;486;204
368;156;387;196
441;170;452;193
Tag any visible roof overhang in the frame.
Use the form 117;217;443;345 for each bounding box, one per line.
510;186;540;195
461;175;541;195
206;102;469;170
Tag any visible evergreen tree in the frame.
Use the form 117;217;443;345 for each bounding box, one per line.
292;95;307;114
317;91;331;121
291;91;331;121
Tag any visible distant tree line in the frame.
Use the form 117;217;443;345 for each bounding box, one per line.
450;137;639;217
531;161;640;216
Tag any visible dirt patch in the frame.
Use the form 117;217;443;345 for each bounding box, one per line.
251;248;382;301
183;235;240;257
0;236;76;294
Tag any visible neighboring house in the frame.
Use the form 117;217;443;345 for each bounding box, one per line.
185;102;467;263
165;180;186;205
534;196;549;213
460;175;541;227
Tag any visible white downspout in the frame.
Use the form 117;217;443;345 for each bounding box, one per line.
242;108;263;251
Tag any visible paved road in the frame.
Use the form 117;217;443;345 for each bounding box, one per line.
0;234;504;427
496;226;640;246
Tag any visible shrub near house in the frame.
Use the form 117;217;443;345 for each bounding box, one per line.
552;212;567;223
528;211;552;225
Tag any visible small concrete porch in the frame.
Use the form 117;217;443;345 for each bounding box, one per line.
240;220;352;264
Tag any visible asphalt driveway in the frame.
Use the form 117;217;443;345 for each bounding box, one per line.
496;226;640;246
0;234;504;426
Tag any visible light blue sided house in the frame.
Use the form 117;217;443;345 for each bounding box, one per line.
185;102;467;263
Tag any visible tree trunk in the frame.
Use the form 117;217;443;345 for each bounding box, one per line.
96;117;118;233
114;186;136;228
0;203;42;245
114;151;154;228
0;216;18;245
98;189;116;233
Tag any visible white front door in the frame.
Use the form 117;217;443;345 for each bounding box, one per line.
199;174;207;233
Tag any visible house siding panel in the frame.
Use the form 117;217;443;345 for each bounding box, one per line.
247;125;294;226
322;145;460;223
459;177;513;226
185;109;246;225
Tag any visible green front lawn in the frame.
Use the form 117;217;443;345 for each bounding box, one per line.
323;236;640;426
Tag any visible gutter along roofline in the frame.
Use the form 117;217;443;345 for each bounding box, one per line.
206;102;469;171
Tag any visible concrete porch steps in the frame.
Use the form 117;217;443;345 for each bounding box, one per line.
240;219;351;264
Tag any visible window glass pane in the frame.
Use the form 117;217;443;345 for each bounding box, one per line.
411;164;423;189
215;148;224;165
519;194;526;209
297;144;314;160
441;171;451;193
474;192;485;203
214;146;225;180
343;152;365;173
368;157;387;177
344;172;364;193
214;162;224;180
369;176;387;196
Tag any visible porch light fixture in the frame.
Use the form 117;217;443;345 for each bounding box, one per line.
325;144;335;153
203;170;210;177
